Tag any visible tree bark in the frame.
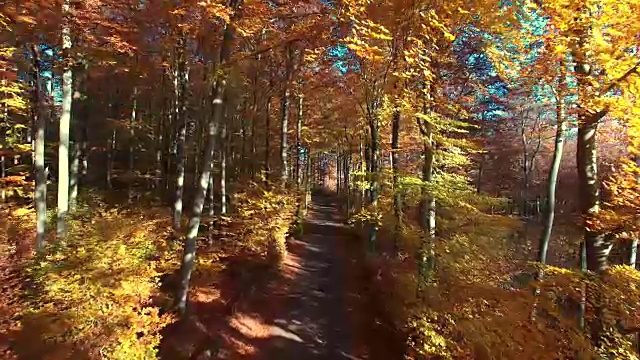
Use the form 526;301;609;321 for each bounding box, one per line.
31;45;46;251
264;89;272;183
107;129;115;189
173;34;188;231
538;62;567;268
57;0;73;238
280;87;290;185
220;116;227;214
391;106;402;252
418;85;436;279
368;112;380;252
128;86;138;203
176;79;224;316
69;142;79;210
577;116;609;272
176;4;238;314
296;94;303;189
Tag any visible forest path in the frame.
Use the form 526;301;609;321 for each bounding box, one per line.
207;192;363;359
249;193;358;359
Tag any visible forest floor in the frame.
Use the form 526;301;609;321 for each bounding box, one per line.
162;193;402;360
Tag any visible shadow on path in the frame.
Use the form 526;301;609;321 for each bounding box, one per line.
252;193;357;359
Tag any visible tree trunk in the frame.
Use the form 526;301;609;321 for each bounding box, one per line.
418;84;436;279
280;87;290;185
173;35;188;232
305;150;311;213
81;125;88;179
264;92;272;182
577;116;609;272
538;62;567;269
176;79;224;316
368;113;380;252
391;107;402;252
57;0;73;238
296;95;303;189
220;118;227;215
69;142;79;210
344;152;350;216
630;156;640;267
176;5;237;313
520;117;529;217
31;45;46;251
476;154;485;193
128;86;138;203
240;106;247;178
578;240;587;329
359;139;365;209
107;129;115;189
420;124;435;237
0;156;5;202
250;67;259;180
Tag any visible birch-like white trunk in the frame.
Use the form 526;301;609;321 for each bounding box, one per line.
57;0;73;238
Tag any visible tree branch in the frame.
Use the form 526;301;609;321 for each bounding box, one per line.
599;60;640;97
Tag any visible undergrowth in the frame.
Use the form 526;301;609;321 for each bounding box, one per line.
348;182;640;359
21;200;177;360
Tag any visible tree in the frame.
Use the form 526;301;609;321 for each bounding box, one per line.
56;0;73;238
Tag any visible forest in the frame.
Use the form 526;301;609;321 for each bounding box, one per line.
1;0;640;359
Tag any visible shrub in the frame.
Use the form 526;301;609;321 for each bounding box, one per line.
230;183;298;263
23;205;176;359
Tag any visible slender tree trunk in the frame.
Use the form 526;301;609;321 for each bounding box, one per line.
532;64;567;320
240;106;247;178
280;87;290;185
264;93;272;182
128;86;138;203
538;63;567;270
176;79;224;316
250;66;259;180
344;151;350;216
69;142;79;210
630;156;640;267
176;6;237;314
107;129;115;189
520;118;529;216
220;118;227;214
336;153;341;194
57;0;73;238
359;138;365;210
368;113;380;252
418;87;436;280
578;240;587;329
81;124;88;179
69;64;88;211
206;65;216;220
31;45;46;250
391;107;401;252
0;156;5;202
420;124;435;237
296;95;303;189
476;155;484;193
305;150;311;213
173;36;188;231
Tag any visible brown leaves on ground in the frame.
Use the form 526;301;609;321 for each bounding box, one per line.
0;205;36;359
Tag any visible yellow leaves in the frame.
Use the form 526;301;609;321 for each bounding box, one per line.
407;313;454;359
345;35;388;62
25;206;175;359
197;0;233;23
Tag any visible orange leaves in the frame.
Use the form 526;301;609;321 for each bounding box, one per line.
197;0;233;23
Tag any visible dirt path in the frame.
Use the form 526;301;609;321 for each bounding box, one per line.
251;194;357;359
165;194;397;359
